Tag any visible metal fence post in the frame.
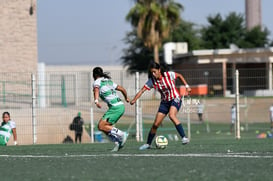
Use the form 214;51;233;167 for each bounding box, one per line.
135;72;140;142
61;75;67;107
235;70;241;139
90;107;94;143
139;101;143;142
32;74;37;144
187;110;191;139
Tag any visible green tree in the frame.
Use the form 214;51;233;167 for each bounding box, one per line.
238;26;270;48
126;0;183;63
166;19;202;51
201;12;245;49
201;12;270;49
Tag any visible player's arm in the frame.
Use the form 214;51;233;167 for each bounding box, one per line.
93;87;102;108
116;85;129;103
175;72;191;92
130;86;147;105
12;128;17;145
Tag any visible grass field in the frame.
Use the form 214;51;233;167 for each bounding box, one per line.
1;123;273;181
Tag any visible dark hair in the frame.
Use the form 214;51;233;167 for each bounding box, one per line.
92;67;111;79
2;112;10;118
148;62;168;78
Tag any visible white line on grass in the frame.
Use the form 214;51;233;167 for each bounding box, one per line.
0;153;273;159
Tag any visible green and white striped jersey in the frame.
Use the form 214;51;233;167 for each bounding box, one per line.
0;120;16;143
93;77;123;107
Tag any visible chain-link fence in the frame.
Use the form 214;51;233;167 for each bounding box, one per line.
0;67;272;145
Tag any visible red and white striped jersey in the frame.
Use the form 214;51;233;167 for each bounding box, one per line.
144;71;180;101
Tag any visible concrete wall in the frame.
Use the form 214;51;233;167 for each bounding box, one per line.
0;0;38;73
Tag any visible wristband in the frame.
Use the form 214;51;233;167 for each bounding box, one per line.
185;84;190;88
94;99;98;104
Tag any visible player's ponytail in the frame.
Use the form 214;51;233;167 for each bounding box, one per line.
93;67;111;79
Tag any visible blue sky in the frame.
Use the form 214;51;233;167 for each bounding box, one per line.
37;0;273;66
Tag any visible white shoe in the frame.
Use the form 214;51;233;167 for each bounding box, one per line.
111;142;120;152
182;137;189;145
139;144;151;150
119;132;128;149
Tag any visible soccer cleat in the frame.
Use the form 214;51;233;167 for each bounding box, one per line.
111;142;120;152
139;144;151;150
119;132;128;149
182;137;189;145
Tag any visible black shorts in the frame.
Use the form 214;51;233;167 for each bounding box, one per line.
158;98;182;115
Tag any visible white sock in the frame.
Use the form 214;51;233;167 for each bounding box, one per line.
110;127;124;138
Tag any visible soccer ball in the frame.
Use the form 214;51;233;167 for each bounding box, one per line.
155;135;168;149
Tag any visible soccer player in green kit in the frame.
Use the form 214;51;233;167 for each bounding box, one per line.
93;67;129;152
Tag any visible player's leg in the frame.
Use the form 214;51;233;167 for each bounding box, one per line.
198;113;203;121
230;119;235;133
97;119;118;142
140;101;169;150
74;132;78;143
169;99;189;145
79;133;82;143
76;133;80;143
97;119;121;152
108;105;128;149
106;105;127;142
149;112;166;141
99;105;127;151
77;133;81;143
139;112;166;150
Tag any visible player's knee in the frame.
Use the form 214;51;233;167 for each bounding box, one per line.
168;113;176;121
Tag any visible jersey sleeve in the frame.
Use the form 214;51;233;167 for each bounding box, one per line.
144;78;154;90
93;79;100;89
9;121;16;129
